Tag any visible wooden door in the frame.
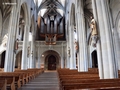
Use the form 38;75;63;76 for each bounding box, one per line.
48;55;56;70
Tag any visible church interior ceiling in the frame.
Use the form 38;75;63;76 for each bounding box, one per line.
0;0;12;23
37;0;66;44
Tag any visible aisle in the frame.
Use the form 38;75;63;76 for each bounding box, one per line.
18;71;60;90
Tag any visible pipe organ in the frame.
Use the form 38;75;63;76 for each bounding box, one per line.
40;15;65;45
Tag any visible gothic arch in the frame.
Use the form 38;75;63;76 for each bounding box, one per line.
40;50;61;70
40;49;61;58
115;11;120;36
20;3;30;25
45;54;58;70
18;3;30;41
2;14;10;42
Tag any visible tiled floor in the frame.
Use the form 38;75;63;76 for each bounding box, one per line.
18;71;60;90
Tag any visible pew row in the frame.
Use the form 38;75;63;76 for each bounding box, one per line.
0;79;7;90
58;68;120;90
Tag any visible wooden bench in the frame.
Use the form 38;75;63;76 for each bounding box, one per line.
57;69;98;75
15;68;44;81
0;79;7;90
88;68;98;73
61;79;120;90
58;69;120;90
0;76;15;90
0;72;22;89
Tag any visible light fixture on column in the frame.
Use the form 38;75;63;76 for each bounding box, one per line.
42;55;44;57
31;51;33;57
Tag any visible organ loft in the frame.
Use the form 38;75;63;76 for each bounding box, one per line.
38;3;65;45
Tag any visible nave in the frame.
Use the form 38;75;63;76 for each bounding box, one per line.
18;71;59;90
1;0;120;89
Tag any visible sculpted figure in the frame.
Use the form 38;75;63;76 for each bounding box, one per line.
90;16;98;47
74;39;78;53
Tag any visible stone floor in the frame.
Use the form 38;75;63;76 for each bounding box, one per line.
18;71;60;90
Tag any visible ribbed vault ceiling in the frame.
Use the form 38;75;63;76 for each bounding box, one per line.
38;0;65;17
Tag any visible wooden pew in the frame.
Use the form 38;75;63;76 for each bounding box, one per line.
0;79;7;90
0;73;21;89
15;70;33;83
61;79;120;90
0;76;15;90
58;69;120;90
27;68;44;78
88;68;98;73
57;69;98;75
15;68;44;81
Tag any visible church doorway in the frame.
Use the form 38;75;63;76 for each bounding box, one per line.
15;51;22;69
42;50;60;70
0;51;6;68
91;50;98;68
48;55;56;70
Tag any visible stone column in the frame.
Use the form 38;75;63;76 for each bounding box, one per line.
96;40;104;79
37;46;41;68
101;0;117;78
61;43;64;68
113;28;120;71
66;46;70;68
95;0;117;78
77;0;88;72
4;5;18;72
92;0;104;79
69;26;76;69
66;26;70;68
29;33;35;68
95;0;109;78
21;25;29;70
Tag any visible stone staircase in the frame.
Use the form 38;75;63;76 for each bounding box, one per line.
18;71;60;90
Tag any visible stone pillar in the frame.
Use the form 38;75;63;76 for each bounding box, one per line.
21;25;29;70
113;28;120;71
66;46;70;68
92;0;104;79
4;5;18;72
96;40;104;79
95;0;109;78
66;26;70;68
77;0;88;72
69;26;76;69
29;34;35;68
101;0;117;78
37;46;41;68
95;0;117;78
61;43;64;68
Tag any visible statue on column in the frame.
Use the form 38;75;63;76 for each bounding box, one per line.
14;39;19;53
74;39;78;53
90;16;98;47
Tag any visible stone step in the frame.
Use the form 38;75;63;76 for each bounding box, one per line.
18;71;60;90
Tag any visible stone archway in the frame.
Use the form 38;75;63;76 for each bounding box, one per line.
40;50;61;70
